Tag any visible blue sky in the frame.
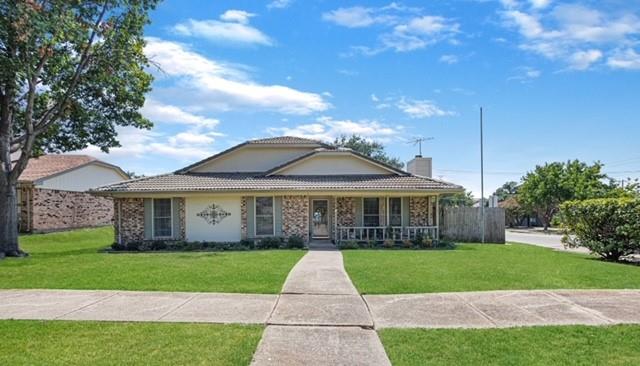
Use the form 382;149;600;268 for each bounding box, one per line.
82;0;640;196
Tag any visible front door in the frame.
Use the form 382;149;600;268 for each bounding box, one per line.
311;199;329;238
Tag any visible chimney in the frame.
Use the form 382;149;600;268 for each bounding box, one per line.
407;156;432;178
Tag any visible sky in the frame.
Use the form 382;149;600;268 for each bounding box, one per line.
81;0;640;197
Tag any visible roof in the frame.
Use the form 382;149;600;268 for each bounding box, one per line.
248;136;328;145
176;135;330;174
94;173;463;194
18;155;128;183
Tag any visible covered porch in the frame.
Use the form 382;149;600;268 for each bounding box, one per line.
309;195;440;243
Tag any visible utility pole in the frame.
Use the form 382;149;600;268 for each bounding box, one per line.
480;107;485;244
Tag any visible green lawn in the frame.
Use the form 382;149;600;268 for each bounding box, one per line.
0;320;262;366
342;244;640;294
380;325;640;366
0;227;304;293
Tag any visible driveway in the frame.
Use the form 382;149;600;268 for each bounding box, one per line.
506;229;590;254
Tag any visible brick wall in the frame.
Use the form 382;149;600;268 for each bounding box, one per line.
282;195;309;242
28;188;114;232
113;197;144;244
18;185;33;232
410;196;432;226
240;196;248;239
176;197;186;241
336;197;356;227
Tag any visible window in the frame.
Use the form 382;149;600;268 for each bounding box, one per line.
153;198;172;238
389;198;402;226
255;197;274;236
363;198;380;227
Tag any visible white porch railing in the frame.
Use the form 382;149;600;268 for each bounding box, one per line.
336;226;439;243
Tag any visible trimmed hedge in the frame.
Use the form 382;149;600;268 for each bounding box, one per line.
110;236;307;252
337;239;455;250
560;198;640;260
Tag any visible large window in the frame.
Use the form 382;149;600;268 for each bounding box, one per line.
363;198;380;227
153;198;172;238
389;197;402;226
255;197;274;236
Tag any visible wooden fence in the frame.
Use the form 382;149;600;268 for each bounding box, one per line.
440;207;505;243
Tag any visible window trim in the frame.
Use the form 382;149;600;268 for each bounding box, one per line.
362;197;381;227
152;198;173;239
254;196;275;237
388;197;403;227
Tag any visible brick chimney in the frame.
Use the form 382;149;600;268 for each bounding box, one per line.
407;156;432;178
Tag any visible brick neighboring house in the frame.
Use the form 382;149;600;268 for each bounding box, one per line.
17;155;129;233
95;136;463;245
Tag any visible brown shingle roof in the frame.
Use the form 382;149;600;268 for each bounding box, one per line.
94;173;463;193
19;155;97;182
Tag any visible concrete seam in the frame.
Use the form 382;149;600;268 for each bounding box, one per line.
545;290;614;324
157;293;199;320
454;293;498;327
53;291;120;320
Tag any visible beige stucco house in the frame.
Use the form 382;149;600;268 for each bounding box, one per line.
95;136;463;245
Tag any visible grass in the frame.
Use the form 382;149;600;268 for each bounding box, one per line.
379;325;640;366
0;320;262;366
0;227;304;293
342;243;640;294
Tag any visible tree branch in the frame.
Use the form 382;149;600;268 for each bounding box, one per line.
34;1;108;134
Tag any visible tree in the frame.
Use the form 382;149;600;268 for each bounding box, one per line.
518;160;610;230
331;134;404;169
1;0;158;258
440;190;474;207
493;181;518;202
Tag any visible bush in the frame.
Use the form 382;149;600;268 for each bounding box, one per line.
402;239;413;249
383;239;395;248
560;198;640;260
285;235;306;249
151;240;167;251
240;239;255;250
338;240;359;250
421;237;433;249
257;236;284;249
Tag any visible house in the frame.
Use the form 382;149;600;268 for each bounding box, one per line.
17;155;129;232
94;136;463;245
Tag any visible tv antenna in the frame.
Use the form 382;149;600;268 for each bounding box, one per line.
408;137;434;156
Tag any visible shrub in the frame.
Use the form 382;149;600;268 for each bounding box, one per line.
338;240;359;250
286;235;306;249
412;232;424;247
151;240;167;251
257;236;284;249
125;241;141;251
367;239;378;248
111;242;126;251
402;239;413;249
240;239;255;250
560;198;640;260
383;239;395;248
421;237;434;249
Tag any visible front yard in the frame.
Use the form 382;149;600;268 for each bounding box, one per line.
0;320;262;366
342;243;640;294
0;227;304;294
380;325;640;366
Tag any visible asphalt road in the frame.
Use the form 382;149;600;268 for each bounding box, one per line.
505;230;590;254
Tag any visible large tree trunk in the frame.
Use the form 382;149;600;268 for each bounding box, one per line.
0;181;25;258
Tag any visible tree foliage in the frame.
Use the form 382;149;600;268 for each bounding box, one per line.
493;181;518;202
0;0;159;257
517;160;615;229
440;190;475;207
331;134;404;169
561;198;640;260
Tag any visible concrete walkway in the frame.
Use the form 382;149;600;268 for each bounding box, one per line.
253;250;390;366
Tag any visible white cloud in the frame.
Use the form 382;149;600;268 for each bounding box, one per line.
267;116;403;142
439;54;459;64
568;49;602;70
145;38;329;115
499;2;640;70
324;5;459;54
396;98;455;119
607;48;640;70
267;0;293;9
371;94;380;102
141;99;219;128
507;66;541;82
173;10;272;46
219;10;255;24
529;0;551;9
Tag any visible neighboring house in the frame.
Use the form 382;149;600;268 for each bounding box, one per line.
95;137;463;245
17;155;129;233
